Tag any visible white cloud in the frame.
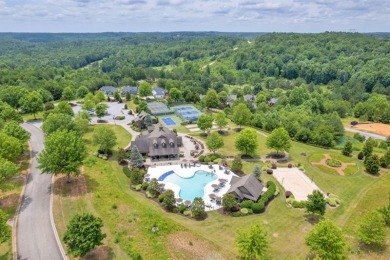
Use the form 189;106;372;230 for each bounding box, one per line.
0;0;389;32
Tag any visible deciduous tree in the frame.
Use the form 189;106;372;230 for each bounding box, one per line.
235;128;258;155
191;197;206;219
222;193;237;211
62;87;75;102
2;121;30;143
169;87;182;102
266;127;291;154
92;126;117;155
203;89;219;109
232;103;251;130
364;154;380;175
0;133;22;162
37;130;86;182
358;210;387;247
19;91;44;119
162;189;176;212
139;82;152;97
197;114;213;134
0;158;19;185
95;103;108;119
236;223;269;260
305;219;347;260
206;132;224;154
305;190;326;216
63;213;106;257
42;113;74;136
342;141;353;156
215;111;228;132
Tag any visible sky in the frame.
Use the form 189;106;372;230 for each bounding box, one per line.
0;0;389;33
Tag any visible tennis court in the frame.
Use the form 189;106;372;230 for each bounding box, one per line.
173;105;201;121
161;117;176;126
147;102;173;116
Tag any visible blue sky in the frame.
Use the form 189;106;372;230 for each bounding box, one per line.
0;0;389;32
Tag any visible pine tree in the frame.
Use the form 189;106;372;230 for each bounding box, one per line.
253;164;261;179
342;141;353;156
129;145;144;168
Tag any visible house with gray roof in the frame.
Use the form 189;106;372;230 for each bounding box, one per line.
268;97;278;106
132;111;156;129
152;87;166;99
130;123;182;160
227;95;237;107
227;174;264;201
122;86;138;96
99;86;117;96
244;94;255;102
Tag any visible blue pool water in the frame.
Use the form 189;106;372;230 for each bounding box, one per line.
163;170;217;201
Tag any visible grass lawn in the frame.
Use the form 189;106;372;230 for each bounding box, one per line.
22;111;44;121
53;124;390;259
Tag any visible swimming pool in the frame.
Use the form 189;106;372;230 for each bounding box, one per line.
163;170;217;201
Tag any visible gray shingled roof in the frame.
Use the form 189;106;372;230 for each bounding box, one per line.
244;94;255;102
130;123;182;156
227;174;263;201
122;86;138;95
100;86;116;94
152;87;166;96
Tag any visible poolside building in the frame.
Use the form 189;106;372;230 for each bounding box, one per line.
152;87;166;99
227;174;264;201
130;123;182;160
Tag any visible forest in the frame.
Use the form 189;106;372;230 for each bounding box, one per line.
1;32;389;147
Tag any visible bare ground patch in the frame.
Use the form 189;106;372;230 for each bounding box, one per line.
166;231;224;260
82;246;114;260
355;123;390;137
53;175;88;197
0;192;20;209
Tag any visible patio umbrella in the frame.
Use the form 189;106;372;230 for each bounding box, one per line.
218;178;228;183
176;198;183;203
209;194;216;199
208;162;213;165
211;184;218;188
184;200;192;206
182;159;188;162
216;196;222;202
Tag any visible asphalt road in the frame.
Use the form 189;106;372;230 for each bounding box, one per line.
17;123;64;260
345;127;387;141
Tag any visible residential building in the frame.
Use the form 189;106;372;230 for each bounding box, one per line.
99;86;117;96
152;87;166;99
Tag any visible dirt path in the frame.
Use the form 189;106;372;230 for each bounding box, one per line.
202;61;216;70
311;154;355;176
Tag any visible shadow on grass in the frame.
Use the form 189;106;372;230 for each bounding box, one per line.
358;243;387;255
304;214;321;225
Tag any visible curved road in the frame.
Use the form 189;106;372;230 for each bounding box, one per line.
17;123;65;260
345;127;387;141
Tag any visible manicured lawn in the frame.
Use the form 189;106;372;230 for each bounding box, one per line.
53;124;390;259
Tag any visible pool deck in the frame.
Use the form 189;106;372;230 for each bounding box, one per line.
147;164;238;211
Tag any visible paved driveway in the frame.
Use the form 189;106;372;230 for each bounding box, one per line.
272;168;322;201
73;102;134;125
18;123;65;260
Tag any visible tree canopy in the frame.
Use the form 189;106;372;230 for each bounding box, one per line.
235;128;258;155
266;127;291;154
236;223;269;260
37;130;87;181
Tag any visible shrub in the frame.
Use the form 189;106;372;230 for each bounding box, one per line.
266;169;273;174
326;198;340;207
379;141;388;150
251;202;265;214
124;104;128;109
204;156;211;163
231;156;243;172
325;158;342;167
123;167;132;179
240;208;249;214
141;182;149;190
112;204;117;209
198;155;205;162
240;200;253;209
353;133;366;142
134;184;142;191
158;194;165;203
179;204;186;214
183;210;191;216
258;181;276;206
357;151;364;160
286;197;295;205
292;200;306;208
